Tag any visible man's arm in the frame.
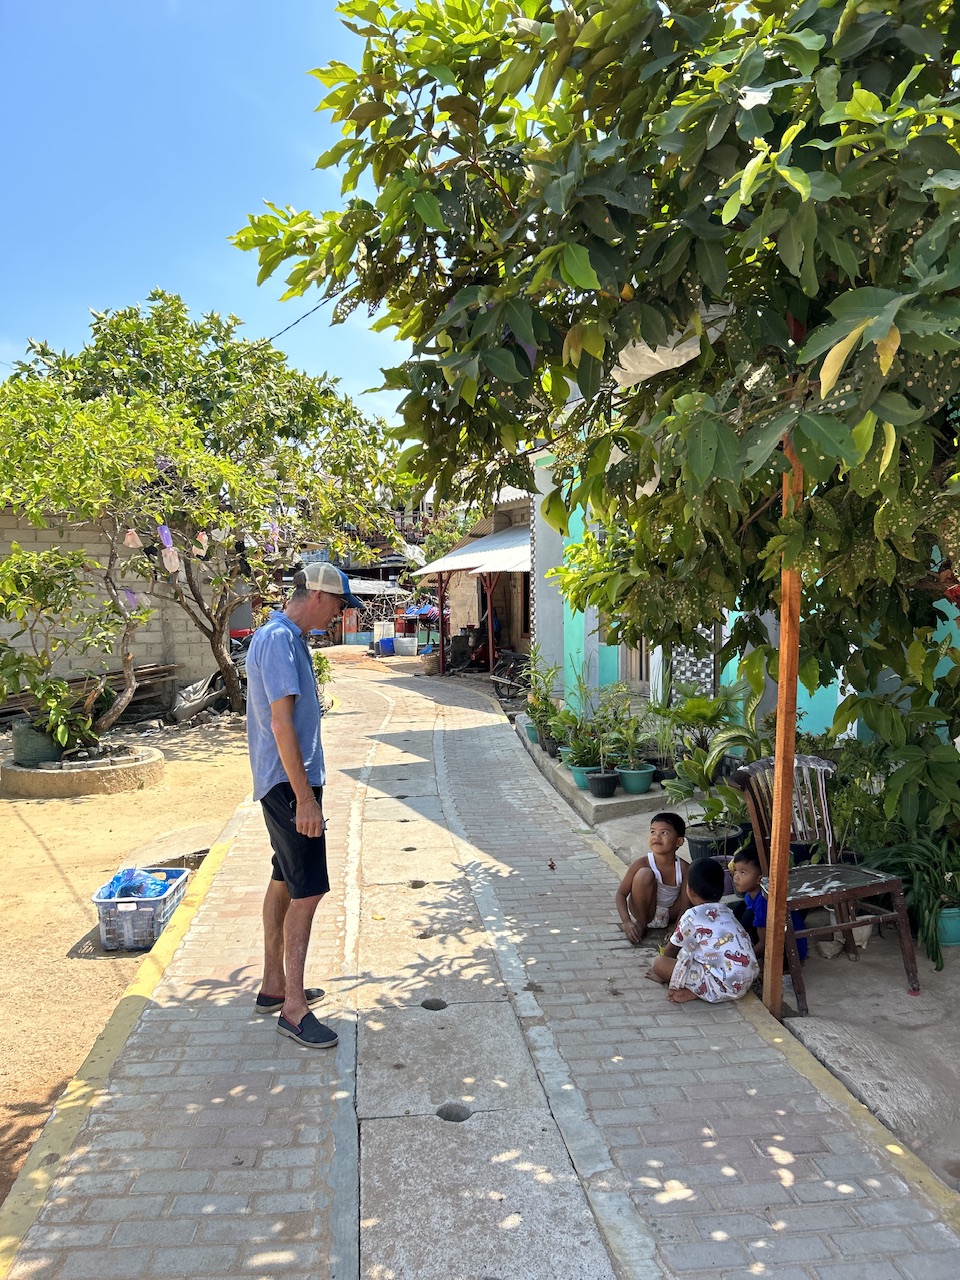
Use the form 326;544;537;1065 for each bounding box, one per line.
270;694;325;837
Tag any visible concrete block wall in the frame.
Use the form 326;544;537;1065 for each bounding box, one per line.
0;512;216;691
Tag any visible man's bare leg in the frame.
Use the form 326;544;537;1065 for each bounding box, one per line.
261;878;290;997
281;893;324;1023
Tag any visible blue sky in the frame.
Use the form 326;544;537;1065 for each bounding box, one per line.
0;0;403;417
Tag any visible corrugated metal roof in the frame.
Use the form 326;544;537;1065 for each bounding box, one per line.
413;523;531;577
347;578;409;597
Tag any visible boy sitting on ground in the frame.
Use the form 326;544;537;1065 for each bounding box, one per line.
645;858;759;1003
730;847;807;964
615;813;689;945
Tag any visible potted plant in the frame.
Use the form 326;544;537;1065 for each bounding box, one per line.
566;732;602;790
585;683;628;798
525;643;562;753
547;707;580;764
663;747;750;860
865;834;960;970
609;711;658;794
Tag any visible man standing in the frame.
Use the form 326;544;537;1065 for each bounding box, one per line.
245;562;362;1047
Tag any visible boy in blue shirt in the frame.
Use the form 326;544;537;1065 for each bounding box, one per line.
731;848;808;963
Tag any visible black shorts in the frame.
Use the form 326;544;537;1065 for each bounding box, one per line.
260;781;330;899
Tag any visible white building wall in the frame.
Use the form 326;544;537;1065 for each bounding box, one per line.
532;466;565;669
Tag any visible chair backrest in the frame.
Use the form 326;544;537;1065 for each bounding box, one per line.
730;754;838;875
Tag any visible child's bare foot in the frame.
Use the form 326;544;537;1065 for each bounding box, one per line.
667;987;698;1003
644;966;665;983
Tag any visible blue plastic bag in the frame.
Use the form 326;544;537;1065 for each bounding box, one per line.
100;868;169;899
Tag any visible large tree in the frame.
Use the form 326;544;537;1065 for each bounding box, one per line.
235;0;960;828
5;292;409;708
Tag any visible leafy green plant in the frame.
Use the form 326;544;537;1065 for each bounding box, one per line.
833;691;960;840
311;650;333;686
663;747;747;830
590;682;631;772
657;681;746;755
0;543;143;745
704;677;772;777
608;712;658;770
525;642;561;732
566;731;601;769
6;291;408;713
864;834;960;971
546;706;580;746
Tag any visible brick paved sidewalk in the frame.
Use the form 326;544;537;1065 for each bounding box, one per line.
5;662;959;1280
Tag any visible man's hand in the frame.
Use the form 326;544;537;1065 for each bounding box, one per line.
295;793;326;838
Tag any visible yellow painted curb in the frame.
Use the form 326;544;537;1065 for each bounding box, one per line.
738;994;960;1232
0;806;248;1279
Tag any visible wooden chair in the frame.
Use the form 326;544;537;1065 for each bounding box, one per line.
730;754;920;1015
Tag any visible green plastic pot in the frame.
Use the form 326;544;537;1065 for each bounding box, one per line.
570;764;600;790
938;907;960;948
523;721;539;743
616;764;656;794
557;746;575;765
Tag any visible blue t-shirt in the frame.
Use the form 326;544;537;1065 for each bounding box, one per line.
744;890;808;961
245;612;324;801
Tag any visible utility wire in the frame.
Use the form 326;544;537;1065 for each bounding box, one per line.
266;298;330;343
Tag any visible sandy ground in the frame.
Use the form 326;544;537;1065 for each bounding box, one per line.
0;715;254;1208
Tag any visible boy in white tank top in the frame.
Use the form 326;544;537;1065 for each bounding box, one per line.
615;812;689;944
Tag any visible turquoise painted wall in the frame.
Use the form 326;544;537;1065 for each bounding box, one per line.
559;509;621;705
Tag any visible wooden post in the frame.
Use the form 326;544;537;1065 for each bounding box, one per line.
763;443;803;1019
437;574;447;675
481;572;501;673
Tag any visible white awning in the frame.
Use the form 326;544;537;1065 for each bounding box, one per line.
414;524;531;577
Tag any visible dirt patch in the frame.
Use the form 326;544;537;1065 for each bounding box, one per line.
0;715;253;1207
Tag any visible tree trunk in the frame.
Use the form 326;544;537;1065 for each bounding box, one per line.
93;619;139;736
211;623;245;711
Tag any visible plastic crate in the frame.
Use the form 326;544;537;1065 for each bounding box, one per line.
93;866;190;951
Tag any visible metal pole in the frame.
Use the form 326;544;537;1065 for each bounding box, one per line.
763;443;803;1019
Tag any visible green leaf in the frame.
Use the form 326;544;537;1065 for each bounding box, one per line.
541;488;570;535
796;412;859;464
576;352;602;399
412;192;447;231
777;166;811;200
424;63;458;88
695;238;728;296
743;411;797;475
504;299;537;348
481;348;524;383
687;418;719;485
559;244;601;290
